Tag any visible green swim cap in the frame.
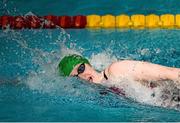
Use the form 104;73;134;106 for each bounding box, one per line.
58;54;90;76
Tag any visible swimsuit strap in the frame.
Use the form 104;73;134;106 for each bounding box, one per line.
103;70;108;80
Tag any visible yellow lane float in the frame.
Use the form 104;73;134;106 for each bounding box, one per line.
86;15;101;28
160;14;175;28
86;14;179;29
175;14;180;28
101;15;115;28
145;14;160;28
131;14;145;28
116;15;131;28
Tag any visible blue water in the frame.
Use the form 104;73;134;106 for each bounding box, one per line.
1;0;180;122
1;0;180;15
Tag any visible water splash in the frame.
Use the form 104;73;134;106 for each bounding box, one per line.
101;76;180;110
89;51;117;71
1;26;180;110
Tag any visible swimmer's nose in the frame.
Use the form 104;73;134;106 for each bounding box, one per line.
84;74;91;78
84;74;93;82
79;74;92;81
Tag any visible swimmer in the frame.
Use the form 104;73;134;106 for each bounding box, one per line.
58;54;180;86
58;54;180;107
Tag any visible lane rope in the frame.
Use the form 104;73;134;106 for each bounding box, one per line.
0;14;180;29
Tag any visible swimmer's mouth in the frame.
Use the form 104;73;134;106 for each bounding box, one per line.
88;77;93;82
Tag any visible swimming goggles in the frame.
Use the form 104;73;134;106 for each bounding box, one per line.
75;63;85;76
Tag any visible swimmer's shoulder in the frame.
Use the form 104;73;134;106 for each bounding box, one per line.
106;60;134;78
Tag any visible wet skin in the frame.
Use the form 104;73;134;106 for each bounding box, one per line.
70;60;180;85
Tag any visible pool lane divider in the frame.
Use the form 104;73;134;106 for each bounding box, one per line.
1;14;180;29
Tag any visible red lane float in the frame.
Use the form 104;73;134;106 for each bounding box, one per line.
58;15;87;28
1;15;26;29
14;16;26;29
43;15;58;28
72;15;87;28
0;16;2;28
0;15;88;29
1;15;13;29
25;15;41;29
58;16;72;28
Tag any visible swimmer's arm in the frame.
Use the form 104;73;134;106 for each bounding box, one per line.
108;60;180;82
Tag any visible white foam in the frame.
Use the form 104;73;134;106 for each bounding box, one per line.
24;11;36;16
60;44;82;58
101;76;180;109
89;52;117;71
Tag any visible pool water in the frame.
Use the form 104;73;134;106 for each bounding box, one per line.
0;0;180;122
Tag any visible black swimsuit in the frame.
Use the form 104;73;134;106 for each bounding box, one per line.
103;70;108;80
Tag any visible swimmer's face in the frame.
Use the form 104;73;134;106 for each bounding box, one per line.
70;63;96;82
